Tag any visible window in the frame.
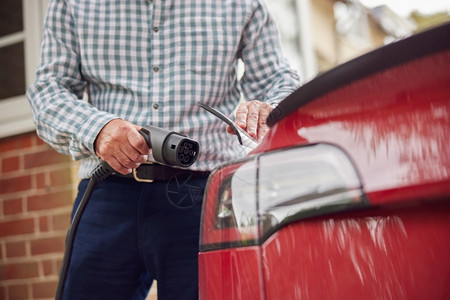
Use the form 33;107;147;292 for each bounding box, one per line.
0;2;25;100
0;0;49;138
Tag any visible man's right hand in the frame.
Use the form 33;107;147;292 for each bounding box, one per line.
94;119;149;175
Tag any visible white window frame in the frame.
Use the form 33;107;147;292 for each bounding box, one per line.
0;0;49;139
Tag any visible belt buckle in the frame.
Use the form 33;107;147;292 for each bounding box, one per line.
133;162;154;183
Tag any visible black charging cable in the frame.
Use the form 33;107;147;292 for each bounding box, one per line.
55;160;114;299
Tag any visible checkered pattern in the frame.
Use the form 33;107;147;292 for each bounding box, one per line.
27;0;300;178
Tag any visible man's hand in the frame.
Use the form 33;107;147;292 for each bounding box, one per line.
226;100;273;141
94;119;149;174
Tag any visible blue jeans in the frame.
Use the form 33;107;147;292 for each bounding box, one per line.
62;175;207;299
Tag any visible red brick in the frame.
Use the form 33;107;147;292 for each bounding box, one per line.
27;190;74;211
36;172;47;189
0;218;35;238
42;259;56;276
7;284;30;300
34;136;47;146
56;257;63;273
0;175;32;194
0;261;39;280
3;198;23;215
5;241;27;258
39;216;50;232
32;280;58;299
50;168;74;186
24;149;70;169
2;155;20;173
30;236;66;255
0;134;33;152
52;212;71;231
0;286;6;300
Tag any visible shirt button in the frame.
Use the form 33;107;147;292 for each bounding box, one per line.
153;27;159;33
153;103;159;110
153;66;159;72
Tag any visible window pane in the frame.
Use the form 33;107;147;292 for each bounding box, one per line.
0;1;24;37
0;42;26;99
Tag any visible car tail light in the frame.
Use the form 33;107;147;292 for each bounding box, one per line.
200;143;367;251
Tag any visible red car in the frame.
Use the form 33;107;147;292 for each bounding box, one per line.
199;23;450;299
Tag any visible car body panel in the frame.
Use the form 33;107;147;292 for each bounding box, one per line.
262;201;450;300
199;246;264;300
199;24;450;300
261;49;450;206
200;200;450;300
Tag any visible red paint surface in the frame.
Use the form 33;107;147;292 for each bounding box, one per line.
199;246;264;300
262;201;450;300
199;47;450;299
264;50;450;205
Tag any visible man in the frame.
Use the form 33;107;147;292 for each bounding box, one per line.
27;0;300;299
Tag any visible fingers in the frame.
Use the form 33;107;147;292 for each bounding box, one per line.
129;126;150;155
257;105;271;140
234;100;273;141
95;119;150;174
245;103;259;138
235;104;249;129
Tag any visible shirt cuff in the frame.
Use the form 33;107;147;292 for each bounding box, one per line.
78;111;120;156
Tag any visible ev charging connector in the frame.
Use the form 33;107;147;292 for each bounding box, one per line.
139;125;199;167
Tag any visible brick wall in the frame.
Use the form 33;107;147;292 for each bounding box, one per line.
0;132;158;300
0;132;78;299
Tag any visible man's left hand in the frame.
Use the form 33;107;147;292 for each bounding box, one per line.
226;100;274;141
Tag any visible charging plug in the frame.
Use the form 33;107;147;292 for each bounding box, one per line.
139;125;199;167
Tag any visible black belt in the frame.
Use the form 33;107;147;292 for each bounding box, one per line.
113;162;210;183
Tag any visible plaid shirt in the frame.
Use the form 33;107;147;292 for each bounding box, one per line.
27;0;300;178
